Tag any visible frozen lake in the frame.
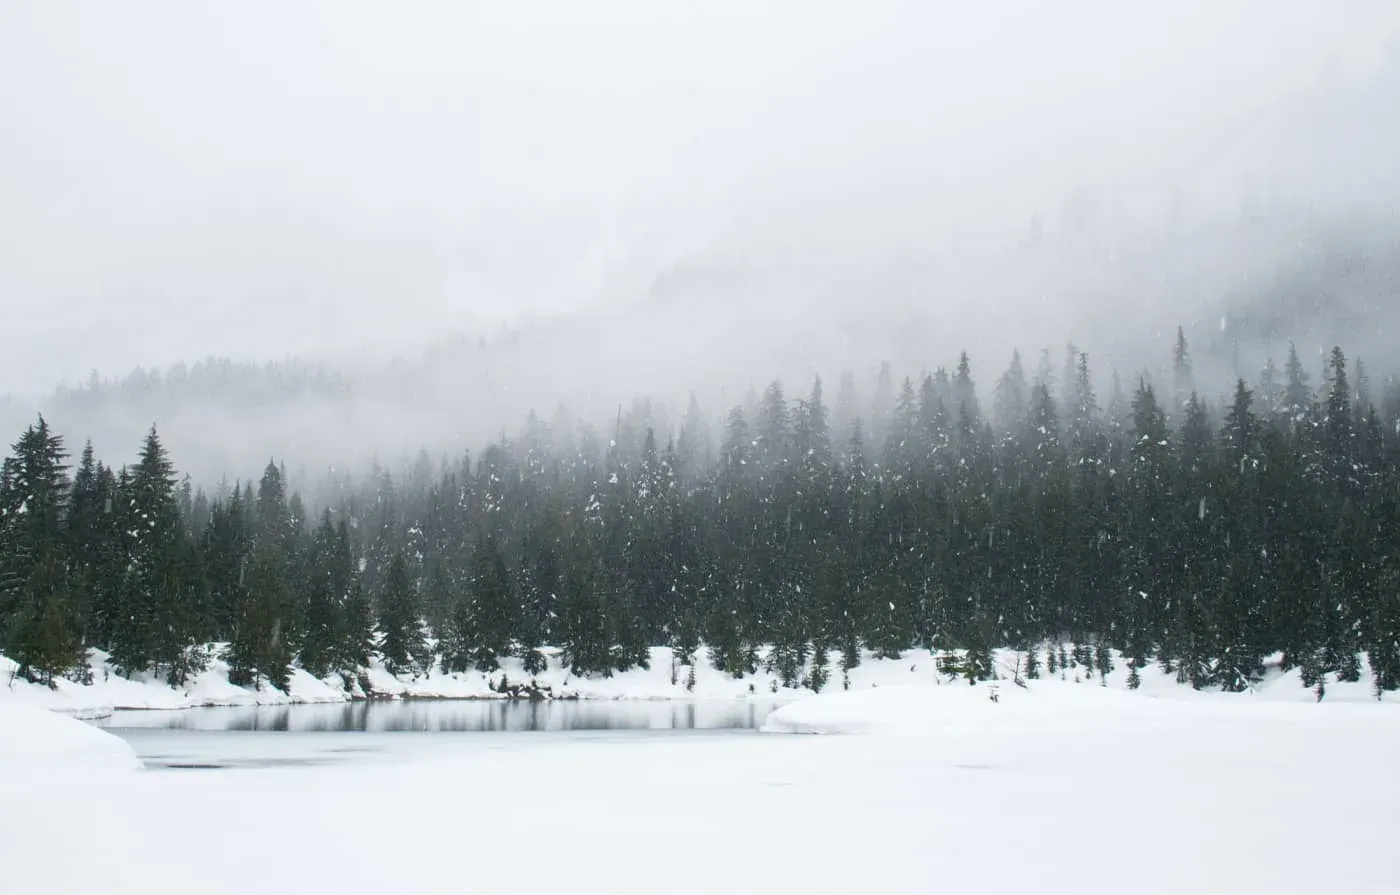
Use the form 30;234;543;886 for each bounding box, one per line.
98;698;788;770
11;683;1400;893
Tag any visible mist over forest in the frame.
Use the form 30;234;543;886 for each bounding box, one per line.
2;3;1399;495
8;186;1400;498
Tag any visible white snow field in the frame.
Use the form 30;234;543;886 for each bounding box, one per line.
0;696;141;775
5;672;1400;894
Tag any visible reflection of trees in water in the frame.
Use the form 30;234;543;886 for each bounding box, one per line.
126;699;783;733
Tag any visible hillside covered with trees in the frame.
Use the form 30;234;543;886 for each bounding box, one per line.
3;332;1399;701
11;199;1400;493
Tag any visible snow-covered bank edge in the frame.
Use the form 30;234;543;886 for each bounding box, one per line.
2;647;351;718
0;697;141;775
6;642;1400;719
758;671;1400;737
5;644;823;716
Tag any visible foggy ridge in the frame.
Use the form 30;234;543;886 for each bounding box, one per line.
1;3;1398;490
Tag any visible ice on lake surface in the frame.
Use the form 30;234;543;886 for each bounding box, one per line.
99;698;788;770
11;683;1400;893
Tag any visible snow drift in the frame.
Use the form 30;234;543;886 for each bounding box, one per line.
0;696;141;776
760;675;1244;736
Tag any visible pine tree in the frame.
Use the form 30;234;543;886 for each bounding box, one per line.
226;547;294;690
1093;640;1113;684
467;535;515;672
953;351;981;427
992;350;1029;435
1172;326;1195;412
1283;342;1312;426
64;442;107;655
1354;358;1372;429
675;393;710;483
1034;348;1055;394
299;510;343;678
378;552;426;676
110;427;192;681
216;486;256;635
339;576;376;671
1223;380;1258;467
1257;357;1285;424
1131;380;1170;461
1066;351;1101;463
794;375;833;482
808;641;829;693
1324;346;1354;493
1023;644;1040;680
227;461;299;688
886;377;920;478
0;418;83;684
917;375;951;474
719;406;752;492
1105;370;1131;448
1026;383;1063;470
870;361;895;455
832;370;859;449
755;380;790;473
1180;392;1212;473
839;634;860;686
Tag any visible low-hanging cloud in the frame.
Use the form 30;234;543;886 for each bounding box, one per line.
2;1;1399;484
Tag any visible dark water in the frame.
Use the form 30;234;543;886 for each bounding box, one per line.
99;699;787;770
101;698;783;733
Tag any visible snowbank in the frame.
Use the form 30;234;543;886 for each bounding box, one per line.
3;644;953;716
1;648;351;716
762;677;1138;735
0;696;141;775
181;662;347;707
7;641;1400;721
762;664;1400;737
762;680;1007;735
359;645;832;701
756;670;1298;736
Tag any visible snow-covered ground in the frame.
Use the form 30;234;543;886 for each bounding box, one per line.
758;669;1349;736
6;642;1398;719
5;671;1400;893
4;643;985;714
0;697;141;776
0;648;347;717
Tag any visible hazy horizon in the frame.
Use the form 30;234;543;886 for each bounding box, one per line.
4;2;1400;484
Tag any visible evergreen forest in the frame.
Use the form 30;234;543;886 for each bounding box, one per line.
4;331;1400;701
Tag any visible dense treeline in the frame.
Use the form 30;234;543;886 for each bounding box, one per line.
4;332;1400;700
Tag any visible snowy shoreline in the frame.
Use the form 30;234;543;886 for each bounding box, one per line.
7;642;1400;720
3;643;824;717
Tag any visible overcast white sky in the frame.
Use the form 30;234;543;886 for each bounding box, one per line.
3;1;1399;396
